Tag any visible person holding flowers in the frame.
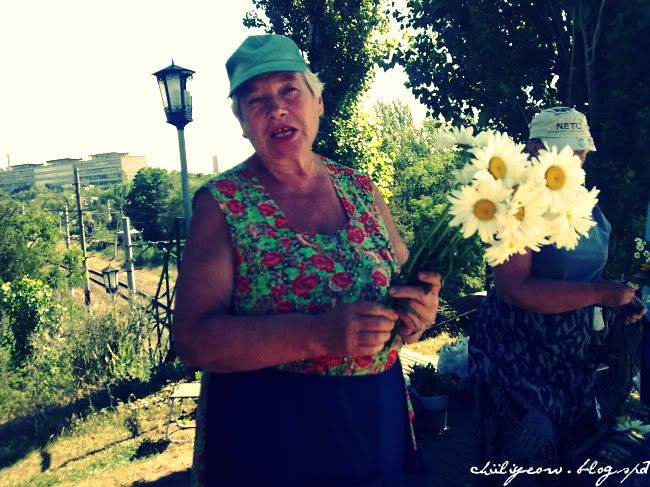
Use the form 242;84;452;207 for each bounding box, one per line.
172;34;440;486
468;107;646;486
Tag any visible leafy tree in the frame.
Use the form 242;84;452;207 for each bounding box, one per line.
397;0;649;277
0;198;60;283
0;277;61;366
124;168;172;241
243;0;396;196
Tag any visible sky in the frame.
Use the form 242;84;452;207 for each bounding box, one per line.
0;0;426;176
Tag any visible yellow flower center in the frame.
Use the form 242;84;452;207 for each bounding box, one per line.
473;199;496;221
515;207;525;221
488;157;507;180
545;165;566;190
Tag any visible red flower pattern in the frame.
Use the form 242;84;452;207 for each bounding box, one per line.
331;272;353;289
261;251;283;268
354;355;374;368
206;159;402;378
257;203;276;217
291;274;319;298
371;270;389;287
275;216;290;229
237;276;250;293
341;197;356;214
214;179;237;197
347;225;365;244
355;175;373;192
226;199;245;214
310;254;335;272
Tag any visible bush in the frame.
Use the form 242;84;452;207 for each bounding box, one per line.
67;306;155;387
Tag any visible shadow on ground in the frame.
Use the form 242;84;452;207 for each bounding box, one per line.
0;364;188;470
131;469;191;486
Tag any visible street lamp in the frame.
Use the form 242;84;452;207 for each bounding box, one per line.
102;265;120;298
153;60;195;235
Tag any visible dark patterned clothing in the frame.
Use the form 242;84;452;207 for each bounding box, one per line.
470;205;611;481
474;383;598;487
470;288;597;425
190;158;421;486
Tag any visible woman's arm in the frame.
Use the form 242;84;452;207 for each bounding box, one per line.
493;250;636;314
172;190;398;372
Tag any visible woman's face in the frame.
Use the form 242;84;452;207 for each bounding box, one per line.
526;139;587;166
238;71;324;162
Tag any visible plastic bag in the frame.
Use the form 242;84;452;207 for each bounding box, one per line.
437;336;469;380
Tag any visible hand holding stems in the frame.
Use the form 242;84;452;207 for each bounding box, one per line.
618;295;647;325
316;302;399;357
388;271;442;344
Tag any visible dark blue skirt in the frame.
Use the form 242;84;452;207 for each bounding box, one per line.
204;360;424;486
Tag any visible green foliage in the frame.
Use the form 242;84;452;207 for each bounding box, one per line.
0;198;60;283
408;363;459;397
0;277;61;367
125;168;172;241
397;0;650;278
67;307;154;387
373;101;485;298
244;0;395;195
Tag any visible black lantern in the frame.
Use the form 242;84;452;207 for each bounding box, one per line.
101;265;120;294
153;61;195;129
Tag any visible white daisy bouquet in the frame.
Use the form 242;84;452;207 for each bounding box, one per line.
386;126;600;345
441;126;600;267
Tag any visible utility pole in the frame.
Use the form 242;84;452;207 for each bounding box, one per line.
74;168;91;307
107;200;112;228
122;216;137;295
64;206;71;250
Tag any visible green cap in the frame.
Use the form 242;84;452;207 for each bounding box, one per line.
226;34;308;97
528;106;597;152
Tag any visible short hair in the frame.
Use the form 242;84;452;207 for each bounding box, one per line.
231;69;324;122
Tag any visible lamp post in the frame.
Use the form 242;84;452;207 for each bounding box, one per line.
102;265;120;299
153;61;195;235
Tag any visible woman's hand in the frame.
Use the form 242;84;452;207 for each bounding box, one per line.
389;271;442;344
617;295;647;325
317;302;398;357
594;280;638;307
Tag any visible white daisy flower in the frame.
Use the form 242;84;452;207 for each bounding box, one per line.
448;176;511;243
452;163;481;186
436;126;478;149
470;132;529;188
546;186;598;250
532;146;586;213
496;176;550;251
473;129;499;148
484;237;529;267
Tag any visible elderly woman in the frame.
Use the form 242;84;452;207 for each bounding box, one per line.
469;107;646;487
173;34;440;486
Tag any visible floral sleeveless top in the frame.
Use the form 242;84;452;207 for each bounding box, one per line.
205;157;404;375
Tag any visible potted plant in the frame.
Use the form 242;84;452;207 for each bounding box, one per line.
407;363;460;437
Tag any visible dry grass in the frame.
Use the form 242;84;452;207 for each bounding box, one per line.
0;384;195;487
403;331;457;359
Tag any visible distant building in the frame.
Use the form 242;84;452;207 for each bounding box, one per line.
0;163;39;192
0;152;147;192
77;153;147;186
35;158;82;188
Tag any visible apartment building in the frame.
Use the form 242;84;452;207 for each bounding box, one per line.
0;153;147;192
